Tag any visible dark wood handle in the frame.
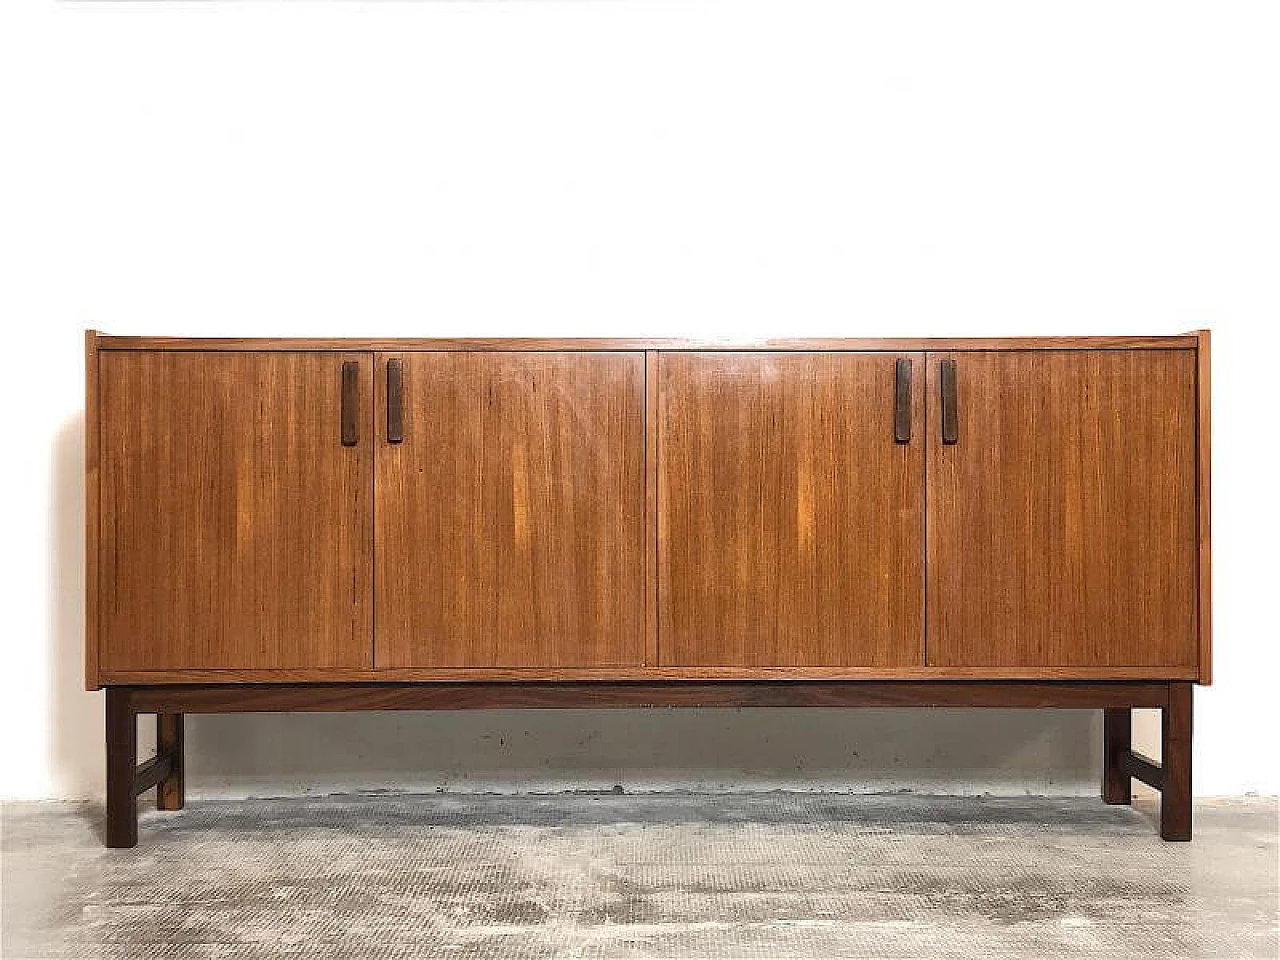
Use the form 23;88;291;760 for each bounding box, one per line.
340;361;359;447
386;359;404;444
940;359;958;445
894;358;912;444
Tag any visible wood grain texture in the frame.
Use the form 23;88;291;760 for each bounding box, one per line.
155;714;184;811
89;333;1208;691
105;687;136;847
98;335;1199;352
85;331;102;690
98;352;374;671
644;352;660;667
1161;682;1193;840
374;352;645;668
926;350;1198;669
1193;330;1212;684
1102;708;1132;804
120;680;1174;714
659;353;924;667
98;664;1199;684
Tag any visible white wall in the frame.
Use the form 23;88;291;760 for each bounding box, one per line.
2;1;1276;801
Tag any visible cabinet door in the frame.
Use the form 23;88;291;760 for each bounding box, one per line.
99;352;373;671
375;352;645;668
659;353;925;667
926;351;1198;669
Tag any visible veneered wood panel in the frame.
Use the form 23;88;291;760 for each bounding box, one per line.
85;331;101;689
98;352;373;671
98;664;1197;685
659;353;925;667
926;350;1198;669
121;681;1174;714
98;335;1199;352
375;352;645;668
644;351;660;667
1193;330;1212;684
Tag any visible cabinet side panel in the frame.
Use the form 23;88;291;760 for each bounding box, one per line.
84;331;101;690
1195;330;1212;684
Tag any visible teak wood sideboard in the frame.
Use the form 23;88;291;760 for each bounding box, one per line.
85;332;1211;846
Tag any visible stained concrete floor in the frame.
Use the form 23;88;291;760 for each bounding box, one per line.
2;795;1276;960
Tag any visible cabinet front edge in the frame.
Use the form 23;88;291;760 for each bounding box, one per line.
99;666;1201;685
94;335;1200;352
1194;329;1212;684
84;330;102;691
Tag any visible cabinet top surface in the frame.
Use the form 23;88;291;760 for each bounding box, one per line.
92;333;1203;352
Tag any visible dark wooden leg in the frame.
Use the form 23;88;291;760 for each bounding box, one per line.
1102;708;1132;804
1161;682;1193;841
157;714;185;811
105;688;137;849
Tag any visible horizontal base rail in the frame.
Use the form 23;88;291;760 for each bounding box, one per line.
1102;684;1193;841
118;680;1172;715
106;691;185;848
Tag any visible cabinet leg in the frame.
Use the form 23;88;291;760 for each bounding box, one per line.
157;714;185;811
1160;682;1193;842
105;688;137;849
1102;708;1132;804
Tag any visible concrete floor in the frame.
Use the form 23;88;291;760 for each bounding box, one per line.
2;795;1276;959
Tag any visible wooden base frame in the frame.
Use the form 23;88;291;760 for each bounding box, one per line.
104;680;1193;847
105;688;184;848
1101;682;1194;840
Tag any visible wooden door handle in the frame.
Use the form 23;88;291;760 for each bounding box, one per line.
340;361;359;447
940;359;958;445
894;358;912;443
386;359;404;444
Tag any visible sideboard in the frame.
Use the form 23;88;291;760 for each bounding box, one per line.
86;332;1210;846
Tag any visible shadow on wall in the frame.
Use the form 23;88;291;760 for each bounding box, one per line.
48;414;109;802
47;411;1111;802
